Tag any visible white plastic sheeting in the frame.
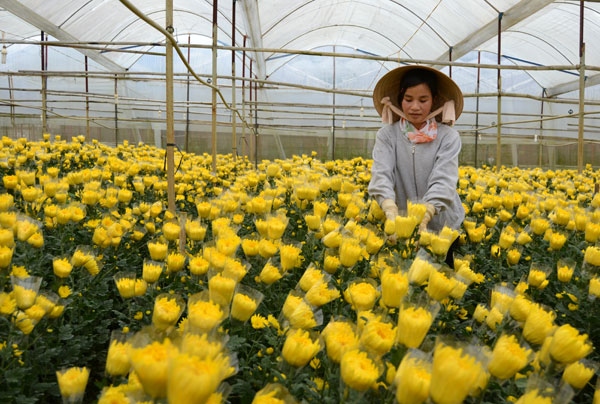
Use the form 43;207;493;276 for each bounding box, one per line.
0;0;595;89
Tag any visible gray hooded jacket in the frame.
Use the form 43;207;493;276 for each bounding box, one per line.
368;121;465;231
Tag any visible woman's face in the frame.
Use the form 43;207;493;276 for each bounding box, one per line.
401;83;433;129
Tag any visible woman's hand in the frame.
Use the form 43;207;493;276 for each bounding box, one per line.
381;199;398;244
418;203;436;233
381;199;398;221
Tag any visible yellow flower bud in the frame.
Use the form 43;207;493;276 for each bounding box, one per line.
380;269;408;308
397;306;434;348
340;350;381;391
343;281;379;311
231;293;259;322
549;324;592;364
52;258;73;278
557;265;574;283
430;344;487;404
522;304;555;345
56;367;89;399
282;329;321;368
322;320;359;363
488;334;532;380
148;241;168;261
259;262;283;285
188;298;224;332
208;273;236;306
106;340;131;376
152;295;183;331
130;340;171;398
394;352;431;404
562;361;595;389
427;270;456;302
408;257;435;286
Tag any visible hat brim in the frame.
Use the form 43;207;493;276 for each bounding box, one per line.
372;65;463;123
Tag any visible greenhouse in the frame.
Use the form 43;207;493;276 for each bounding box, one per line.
2;1;600;403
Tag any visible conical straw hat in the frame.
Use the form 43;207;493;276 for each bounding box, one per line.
372;65;463;123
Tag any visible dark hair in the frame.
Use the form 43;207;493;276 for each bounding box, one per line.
397;68;438;106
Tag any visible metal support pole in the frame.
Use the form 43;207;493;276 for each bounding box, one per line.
539;89;545;167
185;34;191;152
8;75;15;137
231;0;237;161
578;0;585;172
474;50;480;167
41;31;47;134
255;73;258;168
496;13;503;171
242;35;247;160
85;56;90;141
578;44;586;172
211;0;218;173
250;59;254;166
114;75;118;146
449;46;453;78
332;45;336;161
166;0;176;213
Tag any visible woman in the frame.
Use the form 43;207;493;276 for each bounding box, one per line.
368;65;465;266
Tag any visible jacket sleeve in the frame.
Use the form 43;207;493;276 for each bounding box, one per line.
423;128;461;213
368;126;397;206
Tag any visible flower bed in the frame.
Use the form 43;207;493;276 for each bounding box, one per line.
0;135;599;403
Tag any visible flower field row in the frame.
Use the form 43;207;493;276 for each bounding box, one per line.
1;134;600;403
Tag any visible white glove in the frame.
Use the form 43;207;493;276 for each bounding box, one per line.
418;203;437;233
381;199;398;222
381;199;398;244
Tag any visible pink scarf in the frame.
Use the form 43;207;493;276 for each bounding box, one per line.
399;118;438;143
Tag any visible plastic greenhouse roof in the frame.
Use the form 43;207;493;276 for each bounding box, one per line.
1;0;600;95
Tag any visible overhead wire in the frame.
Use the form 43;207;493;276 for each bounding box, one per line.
0;99;113;130
397;0;444;58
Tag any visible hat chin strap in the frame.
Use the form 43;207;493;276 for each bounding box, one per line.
380;96;456;126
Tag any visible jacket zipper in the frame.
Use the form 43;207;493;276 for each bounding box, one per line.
412;144;418;197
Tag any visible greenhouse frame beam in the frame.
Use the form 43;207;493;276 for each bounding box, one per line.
166;0;176;212
475;110;600;132
5;108;600;141
434;0;555;67
0;0;125;72
475;51;481;167
9;100;596;127
577;1;585;173
546;74;597;97
242;35;248;159
244;100;590;115
41;31;47;134
211;0;218;173
9;40;600;72
539;89;545;166
114;76;118;145
185;35;191;152
240;0;266;81
497;14;502;171
7;95;594;121
85;56;90;141
5;97;591;120
8;75;15;133
9;69;600;107
231;0;237;161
